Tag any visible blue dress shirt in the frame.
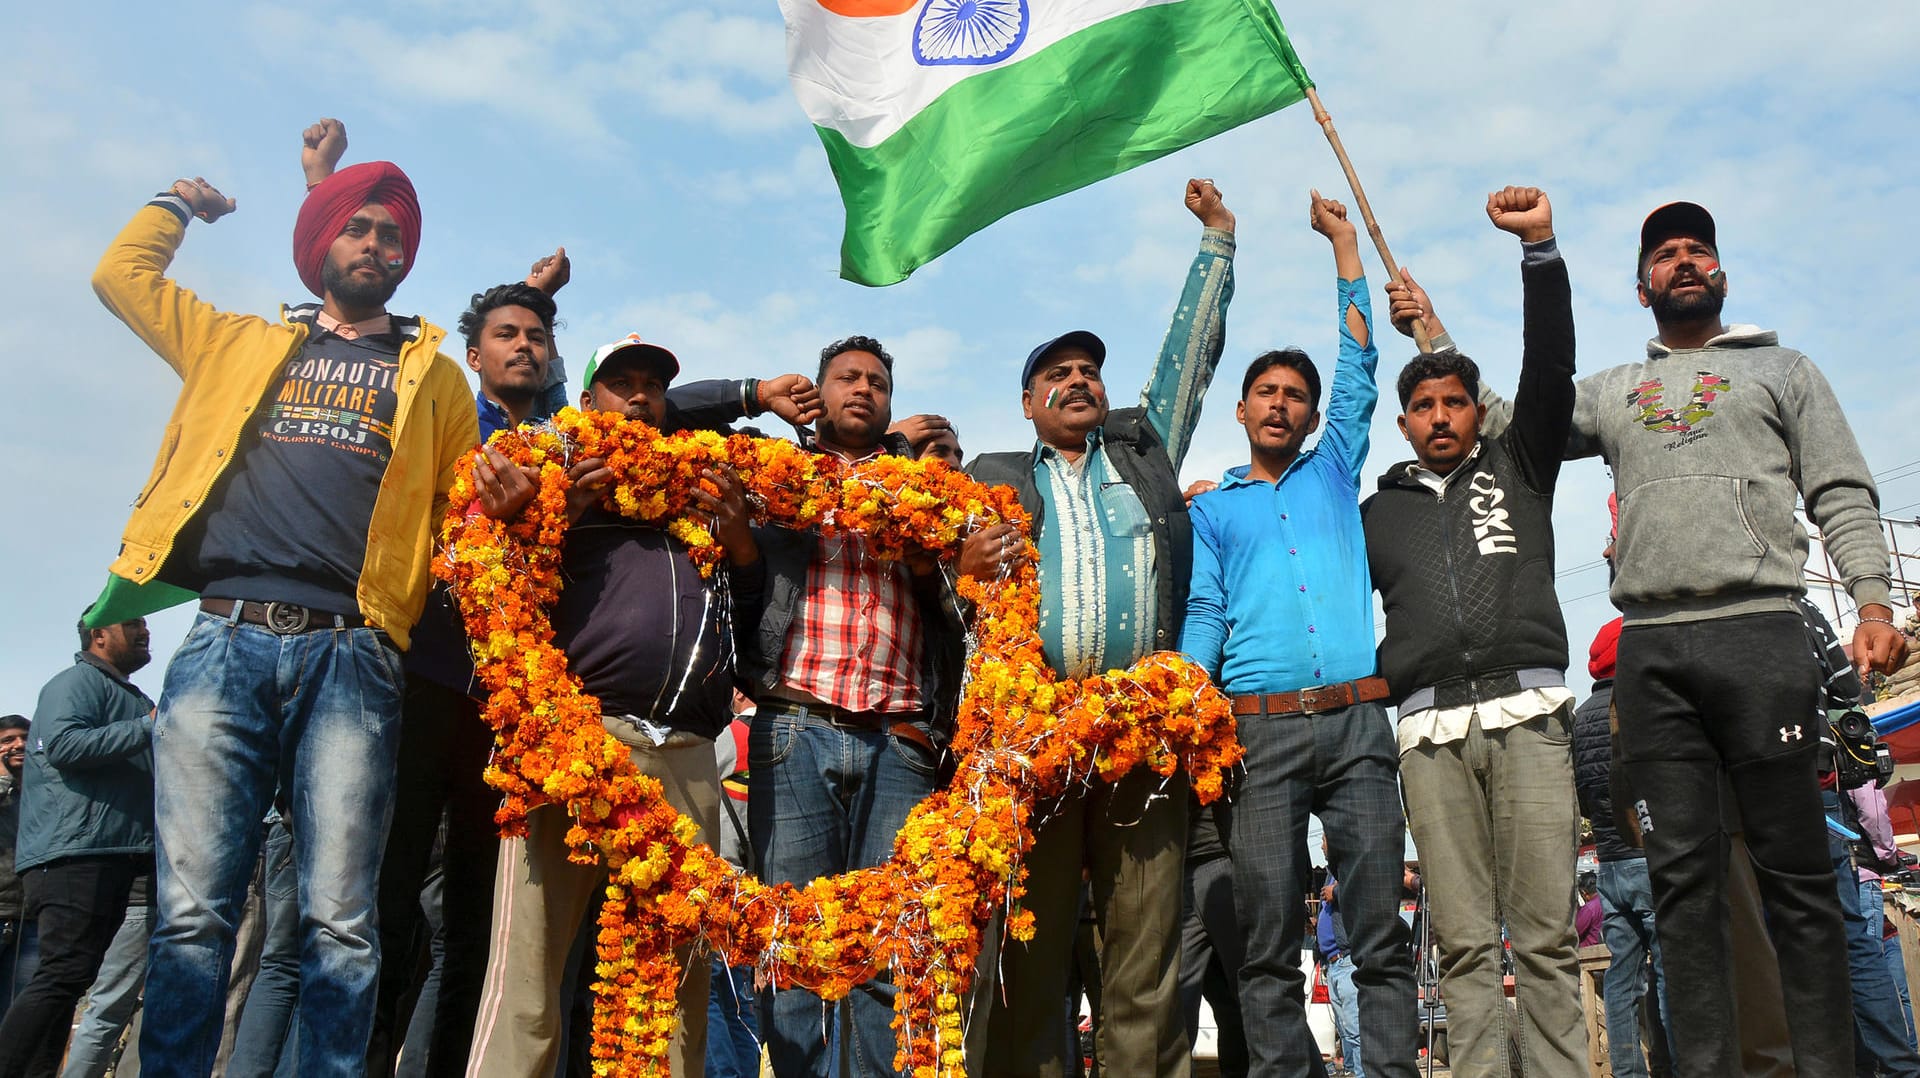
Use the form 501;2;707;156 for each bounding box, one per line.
1180;276;1380;694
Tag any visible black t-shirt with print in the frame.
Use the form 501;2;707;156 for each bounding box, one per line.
190;322;405;616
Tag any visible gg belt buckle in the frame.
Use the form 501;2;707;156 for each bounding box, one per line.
263;602;311;635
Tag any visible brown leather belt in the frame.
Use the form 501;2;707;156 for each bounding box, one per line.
1232;676;1391;717
758;698;938;755
202;598;367;634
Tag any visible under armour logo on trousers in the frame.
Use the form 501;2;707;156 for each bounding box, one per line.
1781;725;1804;743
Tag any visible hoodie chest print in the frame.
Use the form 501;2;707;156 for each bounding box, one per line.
1626;370;1731;450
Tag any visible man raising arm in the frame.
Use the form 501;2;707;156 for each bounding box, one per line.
1362;187;1583;1076
1179;191;1418;1078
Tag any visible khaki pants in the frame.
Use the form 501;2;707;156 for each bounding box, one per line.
983;769;1189;1078
1400;706;1585;1077
467;721;721;1078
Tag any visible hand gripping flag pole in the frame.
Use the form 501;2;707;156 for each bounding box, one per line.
1305;87;1433;354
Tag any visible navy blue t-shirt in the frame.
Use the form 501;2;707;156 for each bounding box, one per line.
191;321;405;615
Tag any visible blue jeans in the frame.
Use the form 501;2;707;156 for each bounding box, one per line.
1596;857;1667;1078
748;704;938;1078
141;612;403;1078
228;815;300;1078
396;870;446;1078
1889;928;1918;1051
0;919;38;1021
1824;794;1920;1077
60;902;150;1078
1325;955;1363;1076
707;958;761;1078
1848;869;1920;1076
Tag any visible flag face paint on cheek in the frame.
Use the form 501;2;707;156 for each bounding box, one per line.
1044;388;1061;409
1701;258;1724;285
387;257;406;269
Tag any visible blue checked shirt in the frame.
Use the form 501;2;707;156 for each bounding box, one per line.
1180;276;1380;694
1035;228;1234;678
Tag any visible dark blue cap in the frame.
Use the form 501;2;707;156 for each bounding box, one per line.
1019;330;1106;389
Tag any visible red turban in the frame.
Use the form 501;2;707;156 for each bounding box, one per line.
292;161;422;299
1589;617;1623;680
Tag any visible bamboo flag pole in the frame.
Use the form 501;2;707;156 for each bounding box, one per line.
1305;87;1431;353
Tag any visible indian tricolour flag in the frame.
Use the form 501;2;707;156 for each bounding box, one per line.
781;0;1314;285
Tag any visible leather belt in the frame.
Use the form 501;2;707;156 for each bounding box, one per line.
202;598;366;634
758;699;938;755
1232;676;1391;717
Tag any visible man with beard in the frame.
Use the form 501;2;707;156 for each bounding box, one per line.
88;157;477;1078
370;273;823;1075
462;334;772;1078
1179;191;1417;1078
965;178;1236;1078
742;334;967;1078
0;715;30;1020
1360;186;1583;1075
1387;201;1907;1075
0;617;154;1078
365;278;563;1077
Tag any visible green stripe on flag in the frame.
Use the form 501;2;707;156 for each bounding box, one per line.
819;0;1312;286
83;572;196;629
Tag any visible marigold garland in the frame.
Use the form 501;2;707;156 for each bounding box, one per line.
436;408;1242;1077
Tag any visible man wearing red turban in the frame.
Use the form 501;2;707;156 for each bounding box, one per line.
292;159;422;303
86;126;477;1078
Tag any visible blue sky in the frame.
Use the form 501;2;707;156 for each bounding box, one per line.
6;0;1918;719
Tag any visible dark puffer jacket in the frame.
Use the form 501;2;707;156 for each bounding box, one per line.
1573;678;1639;863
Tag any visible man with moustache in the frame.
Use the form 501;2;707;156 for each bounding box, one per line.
365;277;563;1076
462;334;770;1078
371;271;824;1075
1361;187;1583;1075
1388;201;1907;1075
1179;190;1417;1078
965;178;1236;1078
742;334;968;1078
89;154;477;1078
0;715;30;1020
0;617;154;1078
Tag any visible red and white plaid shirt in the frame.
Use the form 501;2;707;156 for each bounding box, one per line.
778;531;926;714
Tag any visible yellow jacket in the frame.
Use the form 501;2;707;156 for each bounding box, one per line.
91;203;478;649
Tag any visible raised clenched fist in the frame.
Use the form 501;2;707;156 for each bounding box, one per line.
1185;178;1235;232
171;177;237;223
1486;186;1553;243
301;118;348;187
1309;188;1355;241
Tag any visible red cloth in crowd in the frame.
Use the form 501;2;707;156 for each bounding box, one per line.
1589;617;1623;680
292;161;421;299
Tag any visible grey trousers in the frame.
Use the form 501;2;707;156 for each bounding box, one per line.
1400;706;1584;1076
1221;701;1415;1078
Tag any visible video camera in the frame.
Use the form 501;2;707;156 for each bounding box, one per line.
1826;708;1896;790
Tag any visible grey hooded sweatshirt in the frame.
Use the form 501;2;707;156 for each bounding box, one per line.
1485;325;1890;625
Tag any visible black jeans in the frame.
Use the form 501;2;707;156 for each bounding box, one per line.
1219;701;1415;1078
1616;611;1852;1077
1179;798;1247;1078
368;679;499;1078
0;854;146;1078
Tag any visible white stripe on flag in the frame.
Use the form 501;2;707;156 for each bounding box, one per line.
781;0;1182;148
